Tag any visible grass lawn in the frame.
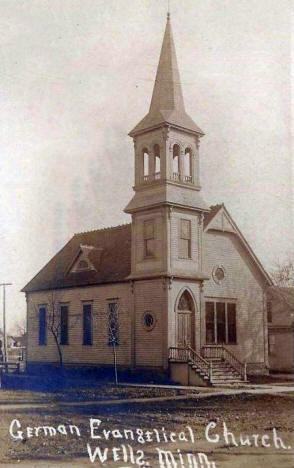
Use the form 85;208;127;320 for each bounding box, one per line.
0;386;293;467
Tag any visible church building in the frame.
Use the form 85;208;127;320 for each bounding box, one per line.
23;14;273;385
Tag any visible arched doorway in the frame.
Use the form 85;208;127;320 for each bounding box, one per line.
176;290;195;349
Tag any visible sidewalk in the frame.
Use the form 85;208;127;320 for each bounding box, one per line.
0;383;293;411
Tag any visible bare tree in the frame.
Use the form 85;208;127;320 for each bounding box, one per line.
34;291;70;369
108;302;119;385
15;318;27;337
271;259;294;287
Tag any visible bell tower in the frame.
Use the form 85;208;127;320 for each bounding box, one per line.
125;13;209;281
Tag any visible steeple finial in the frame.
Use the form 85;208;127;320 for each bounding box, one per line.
148;10;185;113
167;0;170;20
129;9;204;137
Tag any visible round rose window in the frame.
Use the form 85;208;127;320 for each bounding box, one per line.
143;312;156;330
212;265;226;284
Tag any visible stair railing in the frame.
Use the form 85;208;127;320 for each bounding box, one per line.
168;346;189;362
169;346;215;382
186;346;211;380
223;347;247;380
201;345;247;381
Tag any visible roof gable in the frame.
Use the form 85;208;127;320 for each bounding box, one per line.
204;205;237;234
67;244;102;274
204;204;273;286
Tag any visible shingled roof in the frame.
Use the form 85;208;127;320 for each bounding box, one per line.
22;224;132;293
23;209;216;293
22;203;273;293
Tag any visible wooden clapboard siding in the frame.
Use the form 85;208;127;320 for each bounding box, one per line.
26;283;132;366
203;230;268;373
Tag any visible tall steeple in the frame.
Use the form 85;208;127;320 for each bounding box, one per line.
125;12;208;216
130;13;203;137
149;12;185;114
125;12;208;283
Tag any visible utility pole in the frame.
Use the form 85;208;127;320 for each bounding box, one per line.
0;283;12;363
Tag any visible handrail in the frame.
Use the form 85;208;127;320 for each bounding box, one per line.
168;347;189;362
201;345;247;381
186;345;211;380
169;346;213;381
186;346;209;366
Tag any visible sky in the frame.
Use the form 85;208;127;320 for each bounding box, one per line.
0;0;293;333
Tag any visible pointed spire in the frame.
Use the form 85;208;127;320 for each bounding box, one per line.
129;15;204;137
149;12;185;114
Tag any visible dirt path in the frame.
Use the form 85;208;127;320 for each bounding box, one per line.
0;385;293;411
0;390;293;467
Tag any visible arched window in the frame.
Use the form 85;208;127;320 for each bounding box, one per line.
173;144;180;180
178;290;193;311
143;148;149;179
154;144;161;179
184;148;192;182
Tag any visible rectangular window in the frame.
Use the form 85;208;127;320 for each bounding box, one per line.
108;301;119;346
39;306;47;346
83;303;92;345
267;301;272;323
205;300;237;344
227;303;237;344
205;302;215;344
60;305;69;345
216;302;226;343
179;219;191;259
143;220;155;258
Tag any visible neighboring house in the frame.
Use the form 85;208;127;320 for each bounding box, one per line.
22;14;274;385
11;334;27;349
9;334;27;362
0;331;14;349
267;287;294;373
0;331;21;361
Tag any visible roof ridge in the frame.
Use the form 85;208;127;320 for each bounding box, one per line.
74;223;131;236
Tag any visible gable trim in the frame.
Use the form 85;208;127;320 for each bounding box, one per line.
204;204;274;286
